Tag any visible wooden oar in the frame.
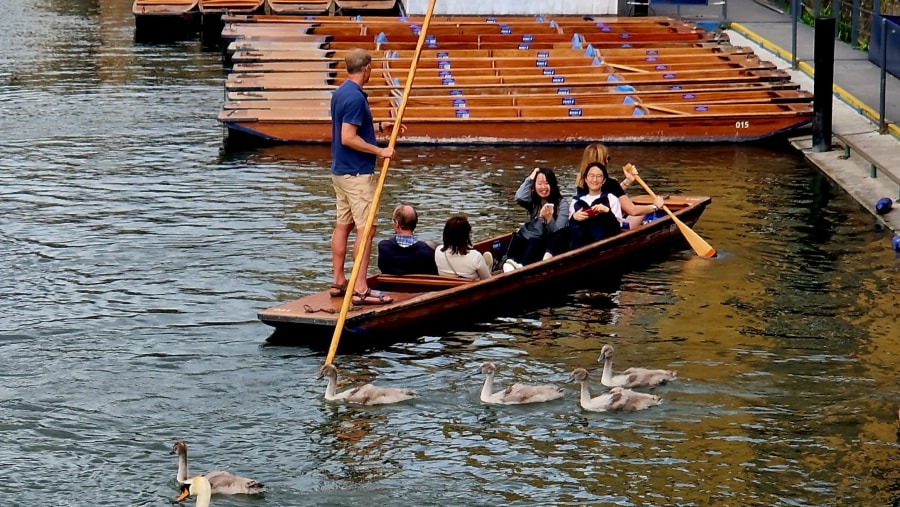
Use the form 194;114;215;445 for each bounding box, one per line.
323;0;438;365
625;164;717;258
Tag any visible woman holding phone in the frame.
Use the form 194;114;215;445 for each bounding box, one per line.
501;167;570;271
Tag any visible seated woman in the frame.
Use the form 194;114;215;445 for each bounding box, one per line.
578;143;664;229
567;162;624;250
502;167;570;271
435;215;492;280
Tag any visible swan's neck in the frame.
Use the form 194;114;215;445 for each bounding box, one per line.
480;372;495;402
324;375;338;400
176;452;188;483
196;487;211;507
600;357;614;385
579;380;594;406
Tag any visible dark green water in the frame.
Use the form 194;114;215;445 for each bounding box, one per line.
1;2;899;506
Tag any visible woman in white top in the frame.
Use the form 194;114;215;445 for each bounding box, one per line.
568;162;624;251
435;215;492;280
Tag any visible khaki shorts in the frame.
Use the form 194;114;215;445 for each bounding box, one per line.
332;173;376;226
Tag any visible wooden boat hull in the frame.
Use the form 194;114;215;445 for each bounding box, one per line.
221;109;811;144
259;196;711;348
133;0;200;40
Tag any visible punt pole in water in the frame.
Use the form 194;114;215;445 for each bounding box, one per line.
324;0;439;365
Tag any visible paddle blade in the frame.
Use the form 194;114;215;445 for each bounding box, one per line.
625;168;717;259
670;212;717;258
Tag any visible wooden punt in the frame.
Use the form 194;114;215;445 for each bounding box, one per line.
225;81;803;103
224;67;793;91
332;0;399;15
218;101;812;144
233;52;773;73
259;195;711;346
227;46;756;65
266;0;333;15
223;88;812;112
133;0;199;40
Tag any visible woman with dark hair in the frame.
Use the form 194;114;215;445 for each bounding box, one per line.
435;215;492;280
567;162;624;250
502;167;571;271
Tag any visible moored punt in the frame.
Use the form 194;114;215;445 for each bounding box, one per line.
224;67;792;91
218;101;812;144
228;45;756;64
265;0;333;15
332;0;400;15
232;52;774;73
133;0;200;40
200;0;265;45
259;196;711;347
223;88;812;111
225;81;803;102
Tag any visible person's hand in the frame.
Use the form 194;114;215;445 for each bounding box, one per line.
530;167;541;180
591;204;610;214
622;163;637;184
572;209;590;221
653;195;664;209
382;122;407;136
540;202;554;221
379;146;396;159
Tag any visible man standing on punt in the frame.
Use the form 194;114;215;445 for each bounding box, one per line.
329;47;402;306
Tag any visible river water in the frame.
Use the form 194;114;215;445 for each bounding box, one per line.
2;1;899;506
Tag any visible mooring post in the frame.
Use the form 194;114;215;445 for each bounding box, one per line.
879;17;888;134
812;16;836;152
790;0;799;69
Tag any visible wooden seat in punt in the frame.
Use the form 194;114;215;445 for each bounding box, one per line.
258;196;711;345
266;0;333;15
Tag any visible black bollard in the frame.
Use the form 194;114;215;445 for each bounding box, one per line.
812;17;836;152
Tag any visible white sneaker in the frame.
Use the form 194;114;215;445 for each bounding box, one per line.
503;259;523;272
542;252;553;261
482;251;494;270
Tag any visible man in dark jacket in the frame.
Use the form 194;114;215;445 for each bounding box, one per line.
377;205;438;276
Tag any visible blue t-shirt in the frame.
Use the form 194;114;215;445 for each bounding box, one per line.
330;80;377;176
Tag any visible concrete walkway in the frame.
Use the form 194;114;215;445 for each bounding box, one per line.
648;0;900;238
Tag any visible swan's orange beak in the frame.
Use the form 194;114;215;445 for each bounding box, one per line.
176;483;191;501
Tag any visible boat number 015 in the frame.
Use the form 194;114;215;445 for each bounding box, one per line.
735;120;750;128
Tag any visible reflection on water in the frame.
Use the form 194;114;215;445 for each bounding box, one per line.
1;0;899;505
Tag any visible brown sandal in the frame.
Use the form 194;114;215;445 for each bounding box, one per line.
329;282;347;297
352;289;394;306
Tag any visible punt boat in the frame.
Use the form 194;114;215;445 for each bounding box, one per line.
259;195;711;348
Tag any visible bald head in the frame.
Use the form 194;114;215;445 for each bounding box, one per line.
392;205;418;232
344;48;372;74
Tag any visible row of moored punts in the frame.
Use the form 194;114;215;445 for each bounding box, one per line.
132;0;401;40
214;14;814;146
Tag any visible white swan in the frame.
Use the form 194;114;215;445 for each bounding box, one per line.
570;367;662;412
476;361;564;405
177;476;212;507
171;440;264;495
598;344;677;388
317;363;416;405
